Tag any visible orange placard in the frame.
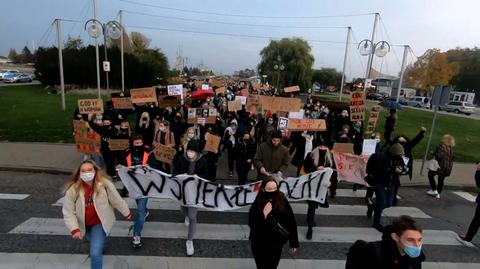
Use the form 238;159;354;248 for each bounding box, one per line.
332;143;354;154
73;120;101;155
284;85;300;93
78;99;104;114
130;87;157;103
109;139;130;151
287;118;327;131
153;144;177;164
112;97;133;109
204;134;221;153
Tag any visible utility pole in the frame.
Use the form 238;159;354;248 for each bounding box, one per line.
365;13;380;80
340;27;351;101
55;19;66;111
93;0;101;98
120;10;125;93
396;45;409;102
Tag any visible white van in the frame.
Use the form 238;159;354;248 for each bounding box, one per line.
407;96;430;109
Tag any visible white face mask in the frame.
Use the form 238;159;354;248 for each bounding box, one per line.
187;133;195;139
80;172;95;182
186;151;196;159
159;127;166;132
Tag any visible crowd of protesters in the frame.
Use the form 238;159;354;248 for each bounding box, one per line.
64;78;479;269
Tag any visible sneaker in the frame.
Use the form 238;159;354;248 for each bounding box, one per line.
229;171;233;177
306;228;313;240
456;233;475;247
132;236;142;249
186;240;194;256
435;193;441;199
184;216;190;227
426;190;438;197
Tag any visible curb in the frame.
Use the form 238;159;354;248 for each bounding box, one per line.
0;166;72;175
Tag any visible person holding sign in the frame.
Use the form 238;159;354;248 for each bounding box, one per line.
234;132;257;185
152;120;176;173
88;114;118;177
173;140;208;257
248;177;299;269
254;130;290;181
201;128;222;182
62;160;131;269
223;120;239;177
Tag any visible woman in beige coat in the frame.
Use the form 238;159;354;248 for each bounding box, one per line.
62;160;131;269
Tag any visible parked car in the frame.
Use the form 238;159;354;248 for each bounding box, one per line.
407;96;430;108
366;92;385;100
3;73;33;83
439;101;476;115
0;69;20;80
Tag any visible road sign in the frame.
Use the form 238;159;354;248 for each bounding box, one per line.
103;61;110;72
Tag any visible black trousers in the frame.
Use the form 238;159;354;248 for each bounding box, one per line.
101;150;116;177
251;240;283;269
392;174;400;205
236;162;250;185
306;201;317;229
227;148;235;172
465;202;480;241
428;170;446;193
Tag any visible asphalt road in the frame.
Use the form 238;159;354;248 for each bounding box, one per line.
0;80;41;87
1;170;479;268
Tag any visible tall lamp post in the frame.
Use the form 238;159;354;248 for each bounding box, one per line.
85;19;123;96
273;63;285;92
358;39;390;93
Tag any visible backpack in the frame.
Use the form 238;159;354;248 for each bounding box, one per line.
345;240;383;269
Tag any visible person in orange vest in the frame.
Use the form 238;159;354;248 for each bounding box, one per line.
124;134;153;249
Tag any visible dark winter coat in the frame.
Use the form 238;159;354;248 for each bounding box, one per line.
253;139;290;180
248;195;299;248
289;133;320;168
172;154;208;179
234;137;257;166
366;152;406;187
88;121;117;154
346;225;425;269
392;130;426;179
434;143;454;177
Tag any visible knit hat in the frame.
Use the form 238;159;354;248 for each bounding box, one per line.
187;139;200;153
388;143;405;157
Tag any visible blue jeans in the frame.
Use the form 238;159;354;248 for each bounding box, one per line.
134;198;149;236
373;184;394;226
86;224;106;269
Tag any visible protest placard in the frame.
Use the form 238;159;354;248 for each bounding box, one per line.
73;120;101;155
332;152;369;185
153;144;177;164
351;92;364;106
235;95;247;105
287;118;327;131
288;111;305;119
257;95;302;113
365;105;382;134
332;143;354;154
111;97;133;110
246;94;261;114
228;100;242;112
362;139;377;156
204;134;221;153
277;117;289;130
167;84;183;96
284;85;300;93
211;80;226;88
78;99;104;114
158;95;181;107
109;139;130;151
350;105;366;121
187;108;216;124
201;84;210;90
130;87;157;103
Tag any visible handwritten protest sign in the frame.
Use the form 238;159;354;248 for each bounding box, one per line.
287;119;327;131
362;139;377;156
284;85;300;93
109;139;130;151
158;95;181;107
167;84;183;96
278;117;289;131
73;120;101;155
111;97;133;110
351;92;364;106
228;100;242;112
365;105;382;134
257;95;302;113
332;152;369;185
247;94;261;114
153;144;177;164
78;99;104;114
204;134;221;153
288;111;305;119
332;143;354;154
118;167;333;211
130;87;157;103
187;108;216;124
350;105;366;121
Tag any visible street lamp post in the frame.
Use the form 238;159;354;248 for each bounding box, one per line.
85;19;123;95
273;63;285;93
358;39;390;93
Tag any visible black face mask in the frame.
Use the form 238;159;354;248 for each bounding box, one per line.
264;191;277;200
133;146;143;152
120;128;128;132
142;117;148;121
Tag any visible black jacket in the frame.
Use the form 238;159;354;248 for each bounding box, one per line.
88;121;117;153
476;170;480;203
392;130;426;179
366;152;406;187
346;225;425;269
289;133;320;168
234;137;257;165
172;154;208;179
248;195;299;248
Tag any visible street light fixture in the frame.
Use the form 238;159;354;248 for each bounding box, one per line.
85;19;123;93
358;39;390;92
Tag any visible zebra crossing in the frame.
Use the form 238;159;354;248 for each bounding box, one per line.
3;188;480;269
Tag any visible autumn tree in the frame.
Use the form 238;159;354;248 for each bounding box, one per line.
404;48;459;92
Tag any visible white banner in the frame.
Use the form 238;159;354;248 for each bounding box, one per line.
118;166;333;211
167;84;183;96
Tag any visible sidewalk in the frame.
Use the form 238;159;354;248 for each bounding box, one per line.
0;142;477;188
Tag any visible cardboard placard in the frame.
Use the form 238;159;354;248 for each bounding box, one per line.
246;94;261;114
365;106;382;134
257;95;302;113
211;80;226;88
351;92;364;106
73;120;101;155
78;99;104;114
111;97;133;110
287;119;327;131
130;87;157;103
350;106;366;121
158;95;181;107
284;85;300;93
109;139;130;151
153;144;177;164
332;143;354;154
167;84;183;96
235;95;247;105
204;134;221;153
228;100;242;112
215;87;226;95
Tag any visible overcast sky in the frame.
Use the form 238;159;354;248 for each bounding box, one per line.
1;0;479;79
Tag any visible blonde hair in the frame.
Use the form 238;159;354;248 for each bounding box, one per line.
120;121;131;137
64;160;109;194
442;134;455;147
181;126;198;148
